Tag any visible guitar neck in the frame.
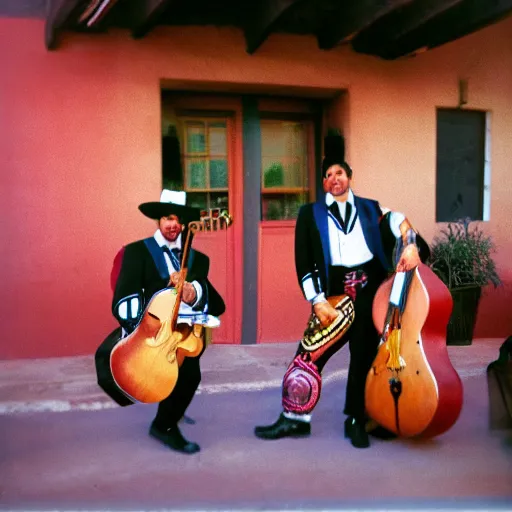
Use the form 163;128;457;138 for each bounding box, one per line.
169;209;233;329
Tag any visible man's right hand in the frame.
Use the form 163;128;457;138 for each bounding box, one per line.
313;301;339;328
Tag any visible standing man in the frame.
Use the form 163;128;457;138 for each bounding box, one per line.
111;190;225;454
254;135;428;448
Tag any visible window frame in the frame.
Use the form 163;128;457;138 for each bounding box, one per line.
175;113;233;212
259;112;317;222
435;107;490;223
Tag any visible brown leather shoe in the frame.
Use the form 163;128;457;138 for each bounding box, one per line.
149;422;200;454
254;413;311;440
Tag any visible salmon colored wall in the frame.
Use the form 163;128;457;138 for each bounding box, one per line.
1;17;511;359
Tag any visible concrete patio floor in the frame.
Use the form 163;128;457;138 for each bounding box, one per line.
0;338;511;511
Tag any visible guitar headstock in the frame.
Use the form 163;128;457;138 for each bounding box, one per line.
188;208;233;233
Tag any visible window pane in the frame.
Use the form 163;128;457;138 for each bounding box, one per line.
210;192;229;211
262;160;285;188
209;123;227;156
210;159;228;188
262;193;307;221
186;122;206;154
186;192;207;210
187;159;207;189
260;119;311;220
284;159;306;187
261;124;284;158
174;116;230;214
436;109;485;222
261;121;308;190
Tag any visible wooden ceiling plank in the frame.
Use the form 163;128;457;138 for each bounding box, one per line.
317;0;413;50
131;0;175;39
351;0;464;55
359;0;512;59
244;0;304;54
44;0;83;50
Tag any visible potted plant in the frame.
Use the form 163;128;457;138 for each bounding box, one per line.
430;218;502;345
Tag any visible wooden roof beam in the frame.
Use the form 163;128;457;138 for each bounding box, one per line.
132;0;175;39
45;0;83;50
355;0;512;59
351;0;465;57
244;0;304;54
317;0;413;50
413;0;512;56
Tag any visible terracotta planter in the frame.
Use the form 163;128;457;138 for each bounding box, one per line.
446;286;482;345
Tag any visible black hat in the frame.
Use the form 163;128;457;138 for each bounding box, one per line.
138;190;200;223
322;133;352;177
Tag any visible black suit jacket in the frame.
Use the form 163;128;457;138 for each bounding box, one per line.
112;238;225;332
294;195;430;300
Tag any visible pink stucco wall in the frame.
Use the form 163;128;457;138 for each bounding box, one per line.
1;17;511;359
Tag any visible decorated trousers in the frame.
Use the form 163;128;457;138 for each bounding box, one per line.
283;258;386;422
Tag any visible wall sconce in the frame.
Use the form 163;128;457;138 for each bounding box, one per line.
458;78;468;108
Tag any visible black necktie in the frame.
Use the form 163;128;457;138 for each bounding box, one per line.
328;201;344;228
162;246;181;271
328;201;352;234
344;202;352;232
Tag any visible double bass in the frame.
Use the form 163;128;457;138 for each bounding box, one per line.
97;210;232;405
365;263;463;438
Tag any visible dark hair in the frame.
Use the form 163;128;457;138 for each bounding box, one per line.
322;159;353;179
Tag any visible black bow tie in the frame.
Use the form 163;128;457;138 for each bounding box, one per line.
162;246;182;270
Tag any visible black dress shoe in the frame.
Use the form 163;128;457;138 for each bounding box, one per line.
254;413;311;440
149;422;200;454
367;425;397;440
344;417;370;448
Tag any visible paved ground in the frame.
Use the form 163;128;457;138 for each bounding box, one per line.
0;339;511;511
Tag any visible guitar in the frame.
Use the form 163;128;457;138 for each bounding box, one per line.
365;264;463;438
99;210;232;405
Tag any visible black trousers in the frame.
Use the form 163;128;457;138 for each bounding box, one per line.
297;258;386;421
154;346;204;427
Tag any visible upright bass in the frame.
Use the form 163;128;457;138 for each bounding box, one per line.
365;263;463;438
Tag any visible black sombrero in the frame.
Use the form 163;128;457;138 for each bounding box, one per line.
138;190;201;222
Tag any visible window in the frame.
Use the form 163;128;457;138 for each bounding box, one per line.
260;119;313;221
436;109;489;222
163;116;229;212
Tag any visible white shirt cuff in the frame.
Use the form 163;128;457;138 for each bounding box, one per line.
311;292;327;305
191;280;203;307
389;212;406;238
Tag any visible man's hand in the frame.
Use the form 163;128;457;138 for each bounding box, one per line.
182;282;197;305
170;272;180;287
170;272;197;305
396;244;421;272
313;301;339;328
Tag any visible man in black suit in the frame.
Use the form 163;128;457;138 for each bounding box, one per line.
112;190;225;454
254;135;428;448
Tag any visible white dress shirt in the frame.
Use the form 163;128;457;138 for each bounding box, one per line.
311;191;405;304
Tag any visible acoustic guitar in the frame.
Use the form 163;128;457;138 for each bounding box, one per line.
105;210;232;405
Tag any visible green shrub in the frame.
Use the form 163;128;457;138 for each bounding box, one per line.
430;218;501;290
